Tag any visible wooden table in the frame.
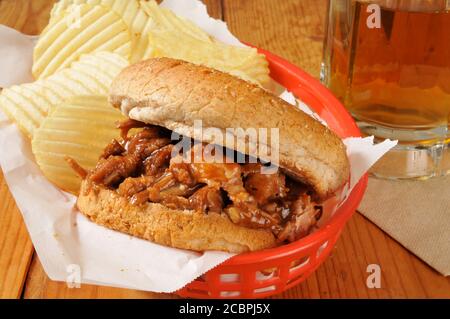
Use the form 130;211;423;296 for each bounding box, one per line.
1;0;449;299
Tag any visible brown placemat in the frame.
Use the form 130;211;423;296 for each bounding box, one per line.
358;176;450;276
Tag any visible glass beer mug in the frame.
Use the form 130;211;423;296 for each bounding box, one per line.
322;0;450;179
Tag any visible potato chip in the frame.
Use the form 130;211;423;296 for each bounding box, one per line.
140;0;213;43
33;3;131;79
70;50;130;80
128;4;155;62
0;83;47;137
32;95;126;194
0;52;128;137
50;0;153;62
148;30;270;87
51;0;139;23
140;1;270;87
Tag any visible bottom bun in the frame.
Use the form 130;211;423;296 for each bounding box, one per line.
77;180;277;253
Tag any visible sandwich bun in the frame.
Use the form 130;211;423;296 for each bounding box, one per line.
109;58;349;200
77;181;277;253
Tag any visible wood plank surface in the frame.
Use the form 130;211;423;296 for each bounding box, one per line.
0;0;56;35
223;0;327;78
23;257;178;299
0;171;34;298
0;0;449;299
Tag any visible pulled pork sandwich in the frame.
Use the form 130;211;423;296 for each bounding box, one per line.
74;58;350;253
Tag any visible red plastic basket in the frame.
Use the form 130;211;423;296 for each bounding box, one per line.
176;48;368;299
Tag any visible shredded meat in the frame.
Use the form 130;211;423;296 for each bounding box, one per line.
158;195;191;210
127;128;168;157
152;171;177;190
89;154;141;186
118;176;155;198
65;157;87;179
276;194;322;242
101;139;125;159
243;163;288;205
160;183;200;197
169;161;197;187
189;186;223;213
89;127;171;187
144;145;174;177
170;149;278;228
117;119;148;140
82;120;322;243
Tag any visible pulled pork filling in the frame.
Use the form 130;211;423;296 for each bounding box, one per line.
80;120;322;243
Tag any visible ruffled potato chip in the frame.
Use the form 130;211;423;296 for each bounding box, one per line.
0;52;128;138
32;95;126;194
141;1;270;87
33;3;131;79
149;31;270;87
50;0;153;63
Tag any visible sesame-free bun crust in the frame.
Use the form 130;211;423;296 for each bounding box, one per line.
77;181;277;253
110;58;349;200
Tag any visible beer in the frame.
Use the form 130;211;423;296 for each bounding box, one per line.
322;0;450;178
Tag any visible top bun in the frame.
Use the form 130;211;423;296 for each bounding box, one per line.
109;58;349;200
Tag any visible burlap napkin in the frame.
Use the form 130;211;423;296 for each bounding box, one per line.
358;176;450;276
